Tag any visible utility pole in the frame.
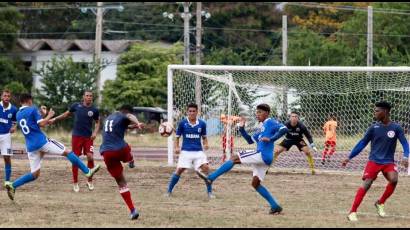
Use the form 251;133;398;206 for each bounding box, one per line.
195;2;202;113
282;15;288;120
367;6;373;67
183;2;191;65
95;2;103;105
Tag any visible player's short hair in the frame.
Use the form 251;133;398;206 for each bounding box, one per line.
2;89;11;94
20;93;32;104
187;103;198;111
83;89;93;95
256;104;270;113
375;101;392;112
290;111;300;116
119;104;134;113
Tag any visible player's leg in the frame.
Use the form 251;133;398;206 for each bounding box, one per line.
167;150;191;195
84;138;95;190
328;141;336;159
202;151;242;183
348;161;378;221
273;144;287;163
321;140;330;164
251;165;282;214
300;145;315;175
195;151;213;198
166;167;186;196
5;151;43;200
103;149;139;220
1;133;13;183
375;166;398;217
71;136;82;191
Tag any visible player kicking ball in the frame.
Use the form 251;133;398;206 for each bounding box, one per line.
5;94;101;201
342;101;409;222
99;105;144;220
197;104;288;214
166;103;214;199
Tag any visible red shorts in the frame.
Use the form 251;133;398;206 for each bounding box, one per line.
362;161;397;180
72;135;94;156
102;144;133;179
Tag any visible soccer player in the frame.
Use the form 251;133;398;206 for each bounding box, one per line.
274;111;317;175
0;89;18;184
166;103;214;198
197;104;288;214
322;114;337;164
50;90;100;192
342;101;409;222
220;114;241;162
99;105;144;220
4;94;101;200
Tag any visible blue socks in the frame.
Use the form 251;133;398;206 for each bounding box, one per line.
66;152;90;174
167;173;180;193
13;173;36;189
206;182;212;194
256;185;280;209
5;163;11;181
208;160;234;181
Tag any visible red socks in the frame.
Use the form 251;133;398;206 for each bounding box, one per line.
120;186;135;212
379;182;397;204
350;187;367;213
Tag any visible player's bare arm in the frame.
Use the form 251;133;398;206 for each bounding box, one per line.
174;136;180;155
126;113;144;129
38;108;55;127
202;136;209;151
91;118;100;140
50;110;71;124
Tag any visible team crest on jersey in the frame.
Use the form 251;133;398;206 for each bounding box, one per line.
296;128;300;132
198;128;202;133
88;111;94;117
261;126;265;132
387;131;395;138
7;113;12;119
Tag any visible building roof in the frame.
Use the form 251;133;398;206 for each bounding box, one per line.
15;39;154;53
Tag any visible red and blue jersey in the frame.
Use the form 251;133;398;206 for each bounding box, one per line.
16;106;48;152
99;112;130;154
69;102;99;137
349;121;409;164
0;102;17;135
176;118;207;152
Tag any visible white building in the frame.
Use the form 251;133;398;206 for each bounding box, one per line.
11;38;164;91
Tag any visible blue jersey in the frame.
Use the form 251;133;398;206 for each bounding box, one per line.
69;102;99;137
176;118;207;151
349;122;409;164
16;106;48;152
0;102;17;134
240;118;287;165
99;112;131;154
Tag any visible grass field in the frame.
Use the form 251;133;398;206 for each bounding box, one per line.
1;157;410;227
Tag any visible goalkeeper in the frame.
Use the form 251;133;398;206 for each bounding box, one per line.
273;111;317;174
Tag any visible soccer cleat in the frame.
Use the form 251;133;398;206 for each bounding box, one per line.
130;209;140;220
347;212;358;222
375;201;386;217
269;206;283;215
85;164;101;178
164;192;172;198
196;170;212;185
73;183;80;192
87;181;94;191
208;192;216;199
4;181;15;201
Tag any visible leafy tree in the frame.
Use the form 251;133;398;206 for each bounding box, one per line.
102;42;183;111
0;57;32;93
35;56;105;114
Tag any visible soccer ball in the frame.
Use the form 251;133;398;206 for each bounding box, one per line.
159;122;174;137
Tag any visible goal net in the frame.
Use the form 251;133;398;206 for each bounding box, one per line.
167;65;410;175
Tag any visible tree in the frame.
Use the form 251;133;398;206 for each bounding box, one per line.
102;42;183;111
35;56;105;114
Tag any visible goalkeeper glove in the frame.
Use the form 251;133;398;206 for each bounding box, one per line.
310;143;318;153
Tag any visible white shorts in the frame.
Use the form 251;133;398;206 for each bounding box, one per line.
177;150;208;171
28;139;66;173
237;150;270;181
0;133;12;156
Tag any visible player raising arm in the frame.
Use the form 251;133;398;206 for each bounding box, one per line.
4;94;101;201
342;101;409;222
197;104;288;215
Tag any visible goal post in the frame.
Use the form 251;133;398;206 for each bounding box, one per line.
167;65;410;174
